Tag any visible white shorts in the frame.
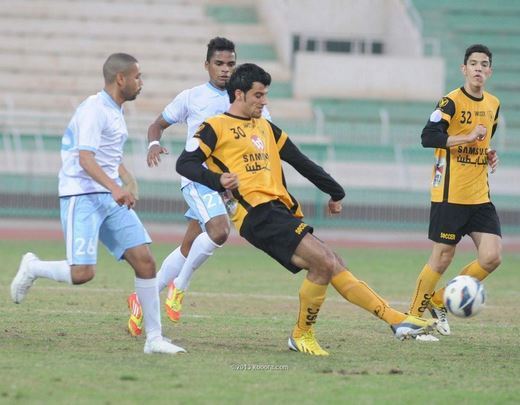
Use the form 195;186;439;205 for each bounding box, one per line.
182;182;227;229
60;193;152;265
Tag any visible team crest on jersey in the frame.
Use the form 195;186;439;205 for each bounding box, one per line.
251;135;264;150
438;97;449;109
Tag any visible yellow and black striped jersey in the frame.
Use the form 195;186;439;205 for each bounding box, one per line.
176;112;345;231
422;86;500;204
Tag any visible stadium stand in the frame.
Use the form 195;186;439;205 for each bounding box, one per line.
0;0;518;231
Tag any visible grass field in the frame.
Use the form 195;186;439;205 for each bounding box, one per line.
1;239;519;404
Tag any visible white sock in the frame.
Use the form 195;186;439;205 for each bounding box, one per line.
174;232;220;291
29;259;72;284
135;277;162;342
156;247;186;292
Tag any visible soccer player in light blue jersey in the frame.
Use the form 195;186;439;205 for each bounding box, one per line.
127;37;270;334
10;53;185;355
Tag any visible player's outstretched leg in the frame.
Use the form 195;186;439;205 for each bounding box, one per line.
331;269;436;340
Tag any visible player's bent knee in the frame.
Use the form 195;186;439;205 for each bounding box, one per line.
482;252;502;272
71;265;95;284
206;223;230;246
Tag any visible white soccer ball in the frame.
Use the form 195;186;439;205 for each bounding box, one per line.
443;275;486;318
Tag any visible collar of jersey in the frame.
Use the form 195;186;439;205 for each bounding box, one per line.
460;86;484;102
206;82;228;96
224;112;253;121
100;90;124;112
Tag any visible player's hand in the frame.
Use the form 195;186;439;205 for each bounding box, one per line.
220;173;239;190
112;187;135;209
120;170;139;200
147;144;169;167
487;148;499;173
468;124;487;142
328;198;342;215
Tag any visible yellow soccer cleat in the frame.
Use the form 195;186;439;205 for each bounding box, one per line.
288;329;329;356
127;292;143;336
165;282;185;323
391;315;437;341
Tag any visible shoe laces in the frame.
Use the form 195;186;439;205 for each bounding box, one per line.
301;330;323;351
171;289;184;311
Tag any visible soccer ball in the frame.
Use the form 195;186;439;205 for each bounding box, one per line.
443;275;486;317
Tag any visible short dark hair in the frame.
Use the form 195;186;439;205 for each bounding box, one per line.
226;63;271;102
464;44;492;66
206;37;235;62
103;53;138;83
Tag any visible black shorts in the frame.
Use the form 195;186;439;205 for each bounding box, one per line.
428;202;501;245
239;200;313;274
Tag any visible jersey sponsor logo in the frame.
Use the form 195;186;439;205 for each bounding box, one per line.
440;232;456;240
251;135;265;150
455;146;488;166
295;223;308;235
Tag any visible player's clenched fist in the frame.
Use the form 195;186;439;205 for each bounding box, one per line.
220;172;239;190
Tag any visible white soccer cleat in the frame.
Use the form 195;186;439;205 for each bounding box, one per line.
144;337;186;355
11;252;38;304
429;303;451;336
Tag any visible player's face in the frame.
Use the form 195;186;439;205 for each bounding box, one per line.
462;52;492;90
206;50;236;90
242;82;268;119
120;63;143;101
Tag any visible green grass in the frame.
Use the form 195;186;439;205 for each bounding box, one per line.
1;240;519;403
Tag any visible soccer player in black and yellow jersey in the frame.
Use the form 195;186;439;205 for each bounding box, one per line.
408;44;502;336
176;63;436;356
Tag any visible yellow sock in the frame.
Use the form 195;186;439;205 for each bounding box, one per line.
332;270;405;325
408;264;442;316
293;278;328;338
460;259;490;280
431;260;490;307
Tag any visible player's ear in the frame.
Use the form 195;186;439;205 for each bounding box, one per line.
116;71;125;86
204;60;209;72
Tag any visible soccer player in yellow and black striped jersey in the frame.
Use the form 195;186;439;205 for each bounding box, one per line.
177;63;436;356
408;44;502;336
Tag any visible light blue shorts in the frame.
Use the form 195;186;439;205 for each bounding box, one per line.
182;182;227;229
60;193;152;265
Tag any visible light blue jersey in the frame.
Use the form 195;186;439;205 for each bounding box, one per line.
58;90;151;264
59;90;126;196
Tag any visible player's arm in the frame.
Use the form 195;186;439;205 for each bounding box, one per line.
119;163;139;200
272;123;344;202
176;122;235;192
422;97;486;148
79;150;134;208
147;115;170;167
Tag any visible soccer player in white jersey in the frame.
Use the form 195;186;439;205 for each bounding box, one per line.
127;37;271;335
10;53;185;355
